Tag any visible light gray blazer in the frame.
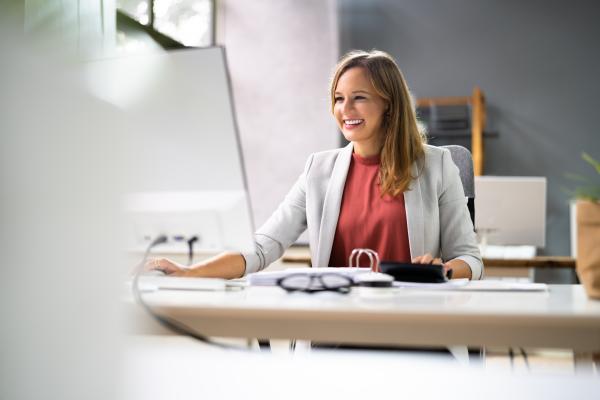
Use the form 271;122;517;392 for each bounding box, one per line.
242;143;483;279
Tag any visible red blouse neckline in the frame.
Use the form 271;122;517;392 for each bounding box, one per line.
352;152;380;165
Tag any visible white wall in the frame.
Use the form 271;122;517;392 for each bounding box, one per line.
216;0;340;234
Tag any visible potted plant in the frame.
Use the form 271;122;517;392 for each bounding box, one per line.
568;153;600;299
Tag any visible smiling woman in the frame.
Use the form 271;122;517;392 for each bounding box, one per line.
330;50;426;198
147;49;483;282
333;67;388;157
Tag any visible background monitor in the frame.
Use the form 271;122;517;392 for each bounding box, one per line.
474;176;547;248
84;47;255;254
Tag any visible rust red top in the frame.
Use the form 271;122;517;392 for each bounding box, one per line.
328;152;411;268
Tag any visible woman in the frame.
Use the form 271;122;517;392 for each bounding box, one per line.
147;50;483;280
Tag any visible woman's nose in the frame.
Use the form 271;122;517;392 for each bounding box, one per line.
341;99;353;113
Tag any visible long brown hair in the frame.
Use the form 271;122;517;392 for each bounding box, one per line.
329;50;426;196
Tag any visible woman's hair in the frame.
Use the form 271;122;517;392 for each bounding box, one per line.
329;49;426;196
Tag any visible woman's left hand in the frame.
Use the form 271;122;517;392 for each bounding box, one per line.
412;253;453;277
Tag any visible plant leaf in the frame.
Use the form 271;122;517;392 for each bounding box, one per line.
582;152;600;175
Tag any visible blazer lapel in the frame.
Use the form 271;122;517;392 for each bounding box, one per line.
404;162;425;258
316;143;353;267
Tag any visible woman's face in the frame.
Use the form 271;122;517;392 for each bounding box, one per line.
334;66;387;155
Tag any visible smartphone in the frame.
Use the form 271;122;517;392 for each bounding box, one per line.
379;262;448;283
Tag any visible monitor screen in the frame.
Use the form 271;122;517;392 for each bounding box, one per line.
83;47;255;253
474;176;546;248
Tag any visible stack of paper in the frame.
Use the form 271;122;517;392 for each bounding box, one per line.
459;280;547;291
392;279;469;289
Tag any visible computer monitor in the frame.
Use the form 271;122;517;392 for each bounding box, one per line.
474;176;546;248
83;47;255;253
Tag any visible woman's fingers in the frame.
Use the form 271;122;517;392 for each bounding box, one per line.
412;254;433;264
412;254;444;265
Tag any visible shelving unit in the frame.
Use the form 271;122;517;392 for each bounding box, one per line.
417;87;486;175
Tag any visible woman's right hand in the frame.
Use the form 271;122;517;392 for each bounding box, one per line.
144;257;189;276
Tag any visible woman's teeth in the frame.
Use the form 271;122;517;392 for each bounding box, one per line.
344;119;363;125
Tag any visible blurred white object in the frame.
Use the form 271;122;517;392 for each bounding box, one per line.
85;47;255;255
137;276;226;291
123;336;600;400
479;244;537;259
475;176;547;248
126;190;254;253
570;201;578;257
1;32;123;400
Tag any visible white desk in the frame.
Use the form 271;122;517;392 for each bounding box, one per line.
138;284;600;352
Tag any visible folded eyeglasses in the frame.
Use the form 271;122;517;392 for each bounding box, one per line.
277;248;381;293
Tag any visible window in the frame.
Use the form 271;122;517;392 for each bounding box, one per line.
117;0;214;48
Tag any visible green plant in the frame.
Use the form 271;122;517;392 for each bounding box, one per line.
565;152;600;201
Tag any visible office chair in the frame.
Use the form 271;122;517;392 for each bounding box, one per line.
441;145;484;364
441;145;475;225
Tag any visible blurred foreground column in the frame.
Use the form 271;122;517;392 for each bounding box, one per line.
0;4;125;399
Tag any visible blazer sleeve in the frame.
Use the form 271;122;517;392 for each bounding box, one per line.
240;154;314;275
438;149;484;279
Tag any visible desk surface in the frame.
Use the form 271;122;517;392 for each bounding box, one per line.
141;284;600;351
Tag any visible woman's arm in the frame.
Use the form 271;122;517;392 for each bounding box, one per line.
146;252;246;279
145;154;317;279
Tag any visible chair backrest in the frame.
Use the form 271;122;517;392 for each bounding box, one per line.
441;145;475;224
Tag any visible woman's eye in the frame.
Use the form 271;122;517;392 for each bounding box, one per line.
334;97;343;103
355;96;365;100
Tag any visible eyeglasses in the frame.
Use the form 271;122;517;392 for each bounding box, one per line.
276;273;354;294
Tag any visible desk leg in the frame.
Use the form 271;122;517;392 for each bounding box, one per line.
574;352;599;374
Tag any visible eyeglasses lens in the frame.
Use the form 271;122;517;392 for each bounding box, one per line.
280;275;314;291
320;274;352;290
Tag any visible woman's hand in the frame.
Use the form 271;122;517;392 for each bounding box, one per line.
412;253;453;278
144;257;189;276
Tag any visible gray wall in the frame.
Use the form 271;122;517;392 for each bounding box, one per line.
339;0;600;256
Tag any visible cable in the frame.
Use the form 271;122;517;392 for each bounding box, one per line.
186;235;198;266
131;235;248;351
508;347;514;370
519;347;530;371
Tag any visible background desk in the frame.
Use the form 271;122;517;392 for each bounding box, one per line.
137;285;600;354
281;247;576;280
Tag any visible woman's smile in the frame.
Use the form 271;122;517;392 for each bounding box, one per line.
343;118;364;129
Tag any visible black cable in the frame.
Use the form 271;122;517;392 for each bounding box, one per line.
131;236;248;351
519;347;530;371
508;347;514;370
186;235;198;266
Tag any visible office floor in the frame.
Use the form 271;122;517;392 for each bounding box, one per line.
485;348;576;374
266;340;579;374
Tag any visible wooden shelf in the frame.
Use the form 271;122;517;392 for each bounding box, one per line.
417;87;486;175
482;256;575;269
